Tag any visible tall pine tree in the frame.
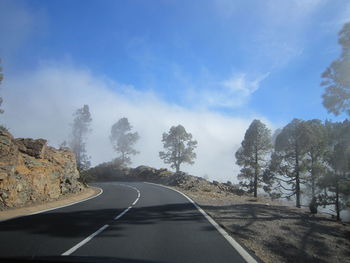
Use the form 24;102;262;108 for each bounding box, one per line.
235;119;272;197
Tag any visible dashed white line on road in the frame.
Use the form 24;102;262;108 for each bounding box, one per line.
61;184;141;256
62;224;109;256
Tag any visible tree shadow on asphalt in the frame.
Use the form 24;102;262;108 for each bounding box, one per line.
200;203;350;263
1;255;167;263
0;202;211;240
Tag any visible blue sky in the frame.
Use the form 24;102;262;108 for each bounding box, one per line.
1;0;349;180
2;0;349;121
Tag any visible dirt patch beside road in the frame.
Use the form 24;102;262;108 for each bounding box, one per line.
175;187;350;263
0;186;100;221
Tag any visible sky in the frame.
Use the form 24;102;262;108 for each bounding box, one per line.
0;0;349;182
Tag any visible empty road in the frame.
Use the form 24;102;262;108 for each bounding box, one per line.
0;182;253;263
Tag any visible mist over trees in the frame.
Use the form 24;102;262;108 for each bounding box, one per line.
69;105;92;172
322;22;350;116
237;118;350;219
303;119;328;198
317;120;350;220
110;117;139;165
235;119;272;197
232;22;350;219
159;124;197;173
269;119;309;208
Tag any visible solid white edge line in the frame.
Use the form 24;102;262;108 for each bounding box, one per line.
62;183;141;256
62;224;110;256
0;187;104;223
144;182;258;263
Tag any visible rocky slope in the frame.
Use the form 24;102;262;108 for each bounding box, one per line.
0;130;83;209
87;162;243;196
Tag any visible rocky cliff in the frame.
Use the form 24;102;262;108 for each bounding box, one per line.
0;130;83;209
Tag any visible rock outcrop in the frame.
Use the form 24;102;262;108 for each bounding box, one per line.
0;130;83;209
127;165;243;195
87;162;243;196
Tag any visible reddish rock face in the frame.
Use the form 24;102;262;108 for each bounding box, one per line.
0;130;83;209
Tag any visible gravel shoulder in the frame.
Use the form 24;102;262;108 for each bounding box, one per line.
174;187;350;263
0;186;100;221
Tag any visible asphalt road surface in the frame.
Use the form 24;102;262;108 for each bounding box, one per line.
0;182;251;263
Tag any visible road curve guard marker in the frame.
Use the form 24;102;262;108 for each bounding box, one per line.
144;182;258;263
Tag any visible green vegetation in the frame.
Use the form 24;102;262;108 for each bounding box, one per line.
110;117;139;165
159;125;197;173
235;119;272;198
322;22;350;116
237;118;350;220
69;105;92;172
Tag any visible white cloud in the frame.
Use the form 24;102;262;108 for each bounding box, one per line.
1;63;273;183
198;72;269;108
222;73;268;96
249;0;327;69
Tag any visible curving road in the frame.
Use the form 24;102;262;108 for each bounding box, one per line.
0;182;252;263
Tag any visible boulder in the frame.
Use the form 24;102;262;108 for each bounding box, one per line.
129;166;175;183
212;180;219;186
15;138;47;158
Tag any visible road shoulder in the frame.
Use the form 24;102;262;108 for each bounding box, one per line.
173;186;350;263
0;186;101;222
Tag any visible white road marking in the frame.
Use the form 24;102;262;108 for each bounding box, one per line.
0;187;104;223
61;183;141;256
132;197;139;206
114;206;131;220
62;224;109;256
144;182;258;263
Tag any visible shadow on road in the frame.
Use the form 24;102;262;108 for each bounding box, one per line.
0;202;210;239
0;255;167;263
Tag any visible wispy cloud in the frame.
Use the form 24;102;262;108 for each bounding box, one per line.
196;72;269;108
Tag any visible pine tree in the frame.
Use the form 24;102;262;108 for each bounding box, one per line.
159;125;197;173
110;117;139;165
235;119;272;197
69;105;92;171
269;119;308;208
322;22;350;116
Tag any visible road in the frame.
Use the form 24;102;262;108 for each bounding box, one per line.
0;182;252;263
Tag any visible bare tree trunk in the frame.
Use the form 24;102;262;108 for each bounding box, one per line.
335;178;340;221
295;174;301;208
254;149;258;198
295;148;301;208
175;162;180;173
311;154;315;198
176;140;181;173
121;152;125;165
